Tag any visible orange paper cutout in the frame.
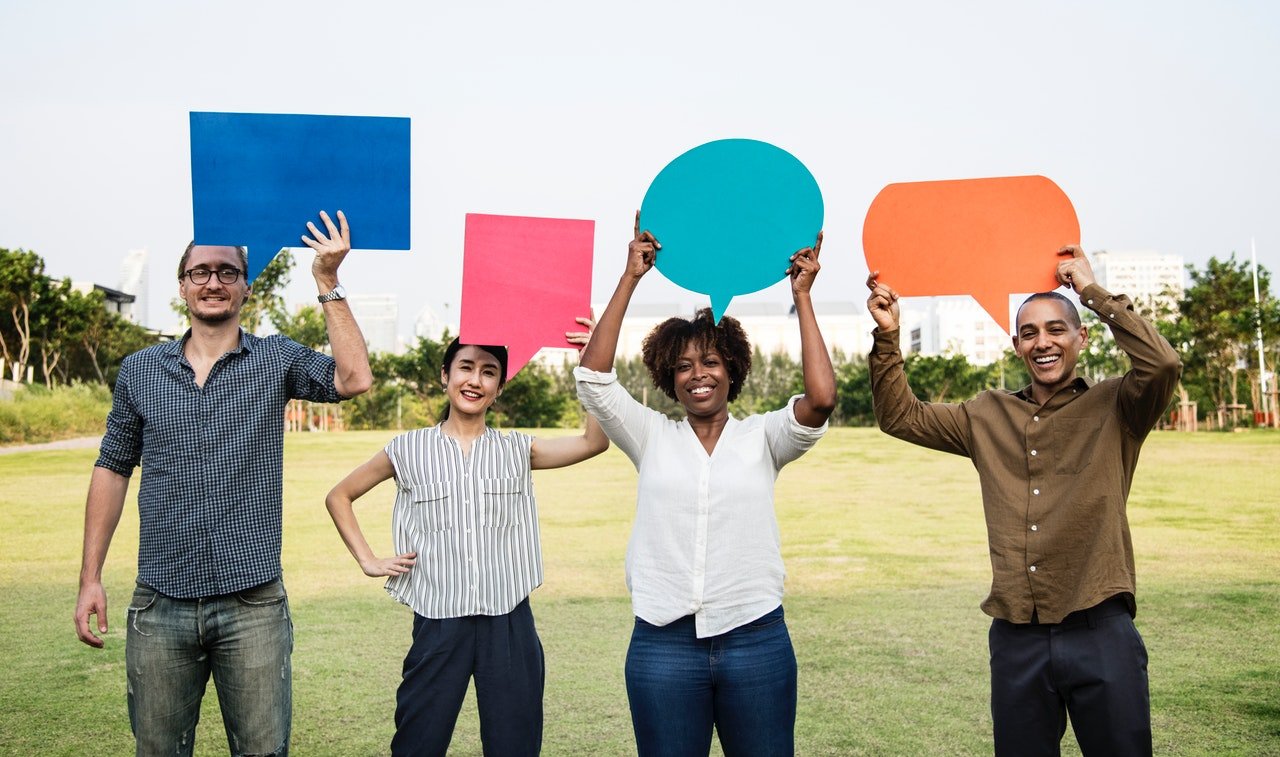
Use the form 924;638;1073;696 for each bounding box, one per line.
862;175;1079;333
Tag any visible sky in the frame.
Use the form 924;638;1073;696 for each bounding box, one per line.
2;0;1278;339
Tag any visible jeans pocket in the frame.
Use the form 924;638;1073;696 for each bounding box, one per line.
744;606;785;630
127;584;160;636
235;579;287;607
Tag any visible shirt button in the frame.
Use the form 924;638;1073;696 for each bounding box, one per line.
1033;488;1040;495
1029;565;1037;572
1030;449;1038;456
1033;416;1039;422
1030;524;1039;531
1087;299;1094;305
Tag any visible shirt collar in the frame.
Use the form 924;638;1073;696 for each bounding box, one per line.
1014;375;1092;404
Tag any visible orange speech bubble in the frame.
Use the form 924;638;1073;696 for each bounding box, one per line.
862;175;1079;333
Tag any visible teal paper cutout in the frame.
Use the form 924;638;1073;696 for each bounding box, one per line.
640;139;824;322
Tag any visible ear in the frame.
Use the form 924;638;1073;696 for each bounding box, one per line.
1077;325;1089;349
440;368;448;387
243;285;252;306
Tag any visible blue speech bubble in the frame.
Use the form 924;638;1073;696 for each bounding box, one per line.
639;139;823;322
190;112;411;283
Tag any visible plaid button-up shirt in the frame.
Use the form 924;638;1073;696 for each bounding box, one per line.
96;330;343;598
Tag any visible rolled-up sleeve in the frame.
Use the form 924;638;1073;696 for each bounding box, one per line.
95;356;143;476
573;366;658;468
764;394;829;467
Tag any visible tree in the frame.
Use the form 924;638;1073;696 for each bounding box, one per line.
904;352;987;403
31;277;94;387
1171;254;1278;424
1076;310;1131;382
271;303;328;349
0;248;46;382
494;362;571;428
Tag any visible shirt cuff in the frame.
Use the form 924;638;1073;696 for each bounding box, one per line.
572;365;619;384
871;327;901;353
785;394;829;437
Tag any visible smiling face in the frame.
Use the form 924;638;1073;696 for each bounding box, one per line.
1013;297;1088;401
442;345;505;419
178;245;249;325
672;341;731;419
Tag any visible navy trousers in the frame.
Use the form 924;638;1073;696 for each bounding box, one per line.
391;598;543;757
989;595;1152;756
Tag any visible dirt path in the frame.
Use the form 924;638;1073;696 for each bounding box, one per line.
0;436;102;455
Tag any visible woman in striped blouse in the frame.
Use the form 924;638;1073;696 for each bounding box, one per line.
325;332;608;756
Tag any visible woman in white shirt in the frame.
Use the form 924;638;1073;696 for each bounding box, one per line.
575;215;836;756
326;334;608;756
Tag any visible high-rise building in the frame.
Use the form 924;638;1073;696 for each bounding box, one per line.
118;248;149;326
348;293;399;354
1091;250;1185;314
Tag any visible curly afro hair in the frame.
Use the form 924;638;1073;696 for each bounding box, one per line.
641;307;753;403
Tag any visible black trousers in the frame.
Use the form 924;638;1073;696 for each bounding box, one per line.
391;598;544;757
989;596;1152;757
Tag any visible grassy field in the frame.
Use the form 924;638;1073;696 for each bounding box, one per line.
1;428;1277;755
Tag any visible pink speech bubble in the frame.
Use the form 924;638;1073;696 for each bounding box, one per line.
459;213;595;379
863;175;1079;333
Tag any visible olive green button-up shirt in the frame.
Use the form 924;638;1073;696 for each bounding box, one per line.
869;284;1181;624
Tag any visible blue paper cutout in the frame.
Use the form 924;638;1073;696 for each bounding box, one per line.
190;112;411;283
639;139;823;322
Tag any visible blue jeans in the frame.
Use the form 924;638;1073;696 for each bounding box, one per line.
625;605;797;757
125;579;293;757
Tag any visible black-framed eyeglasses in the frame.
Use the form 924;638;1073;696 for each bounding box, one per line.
181;267;243;285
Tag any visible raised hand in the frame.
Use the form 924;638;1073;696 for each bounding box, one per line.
627;210;660;281
1055;244;1096;291
788;232;823;297
866;270;901;332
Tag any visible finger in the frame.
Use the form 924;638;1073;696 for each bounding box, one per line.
866;271;880;290
320;210;339;238
337;209;350;242
306;221;328;244
574;316;594;328
633;210;640;240
812;230;824;259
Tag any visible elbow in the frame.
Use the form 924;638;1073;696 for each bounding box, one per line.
338;372;373;399
590;435;611;457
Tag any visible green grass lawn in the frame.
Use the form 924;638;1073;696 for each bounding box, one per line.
1;428;1277;755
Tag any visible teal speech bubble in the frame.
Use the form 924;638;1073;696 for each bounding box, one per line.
640;139;824;322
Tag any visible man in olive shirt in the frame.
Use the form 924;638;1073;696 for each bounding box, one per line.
866;246;1180;756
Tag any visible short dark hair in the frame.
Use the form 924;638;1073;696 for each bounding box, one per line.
641;307;753;403
1016;291;1081;330
178;242;248;279
441;338;509;389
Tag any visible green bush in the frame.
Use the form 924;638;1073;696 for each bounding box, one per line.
0;382;112;444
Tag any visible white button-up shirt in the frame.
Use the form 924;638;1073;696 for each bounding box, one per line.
575;366;827;637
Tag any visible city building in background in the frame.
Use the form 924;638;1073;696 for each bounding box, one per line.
348;293;399;354
1090;249;1185;314
118;248;149;327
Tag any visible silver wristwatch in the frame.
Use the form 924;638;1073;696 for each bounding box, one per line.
317;284;347;304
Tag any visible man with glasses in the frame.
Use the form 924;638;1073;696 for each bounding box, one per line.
74;210;373;756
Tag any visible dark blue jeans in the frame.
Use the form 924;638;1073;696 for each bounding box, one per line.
625;605;796;757
989;596;1152;756
124;579;292;757
392;598;544;757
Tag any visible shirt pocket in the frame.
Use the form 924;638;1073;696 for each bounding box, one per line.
480;476;525;527
1051;418;1097;475
408;482;453;533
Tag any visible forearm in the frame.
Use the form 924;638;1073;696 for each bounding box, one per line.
80;467;128;585
579;275;638;372
324;493;380;567
321;300;373;398
1079;284;1181;430
794;293;836;418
